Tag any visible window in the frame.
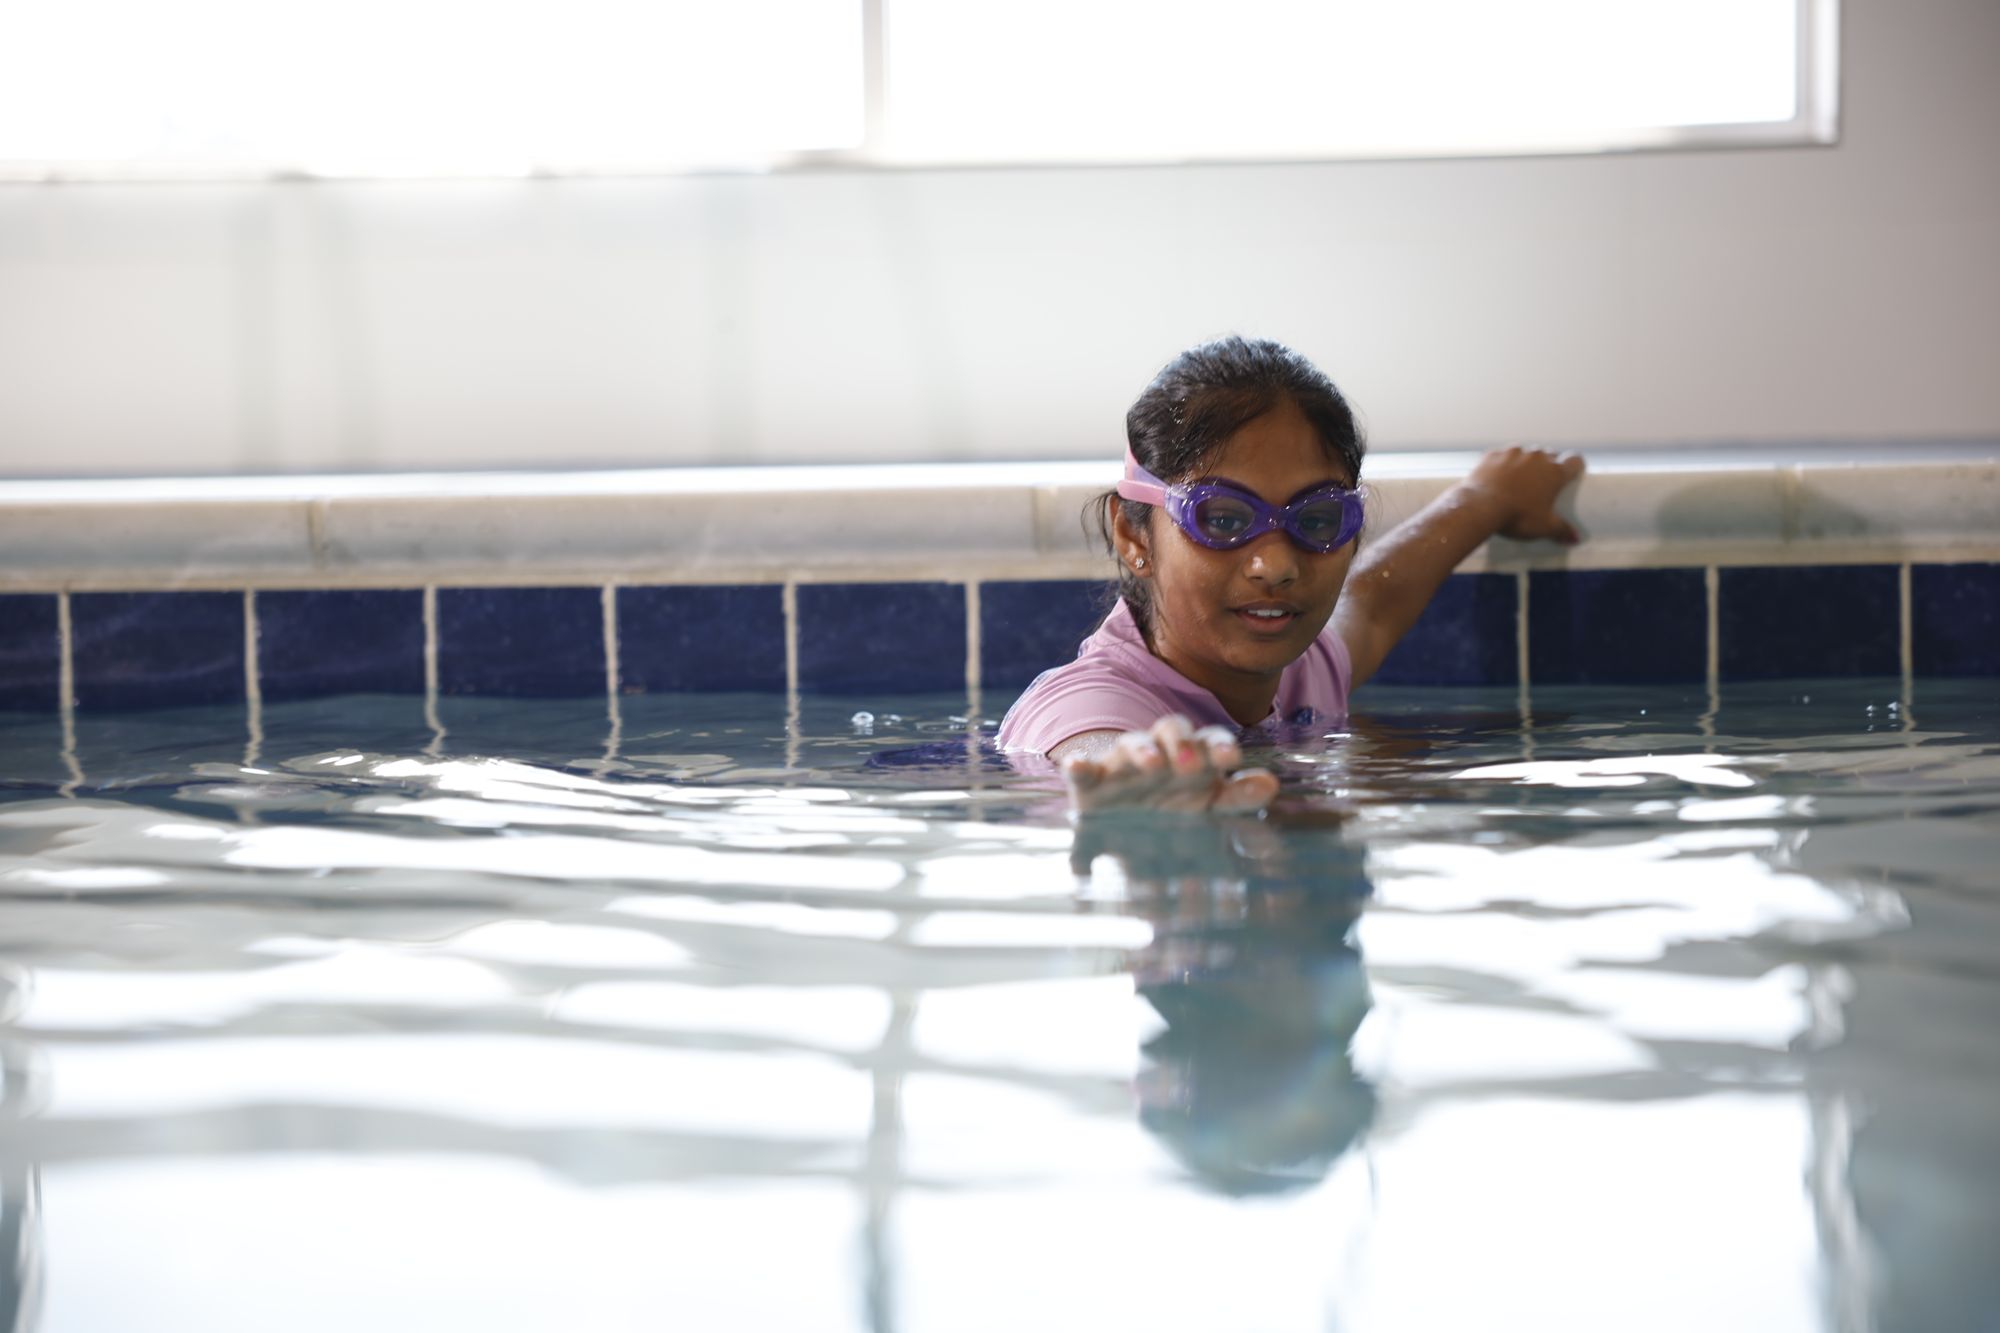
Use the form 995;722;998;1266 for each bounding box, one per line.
0;0;864;176
885;0;1836;163
0;0;1836;179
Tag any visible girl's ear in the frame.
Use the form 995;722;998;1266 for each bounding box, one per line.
1110;497;1153;576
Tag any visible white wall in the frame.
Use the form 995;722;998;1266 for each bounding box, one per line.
0;0;1995;476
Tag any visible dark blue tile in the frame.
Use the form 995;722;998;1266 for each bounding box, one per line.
0;716;70;787
432;696;619;760
980;580;1109;689
619;585;786;693
797;582;966;695
1912;563;2000;677
0;594;60;712
1529;567;1707;685
1718;565;1898;680
72;591;245;712
437;586;604;698
256;589;426;701
1371;572;1518;686
70;712;253;782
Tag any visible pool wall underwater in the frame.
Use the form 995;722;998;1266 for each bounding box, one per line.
0;446;1996;717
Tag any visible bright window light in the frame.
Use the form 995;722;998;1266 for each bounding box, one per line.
0;0;1832;179
884;0;1818;162
0;0;864;177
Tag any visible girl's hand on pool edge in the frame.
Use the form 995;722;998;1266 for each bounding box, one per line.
1466;445;1586;545
1060;715;1279;814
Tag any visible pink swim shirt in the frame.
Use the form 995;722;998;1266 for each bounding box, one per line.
996;600;1353;755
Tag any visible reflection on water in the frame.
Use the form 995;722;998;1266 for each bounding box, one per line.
0;682;1996;1331
1077;815;1376;1196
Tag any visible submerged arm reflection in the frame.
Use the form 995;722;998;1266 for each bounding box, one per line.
1073;811;1376;1196
1;977;42;1333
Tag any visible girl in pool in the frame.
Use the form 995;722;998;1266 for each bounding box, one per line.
996;335;1583;812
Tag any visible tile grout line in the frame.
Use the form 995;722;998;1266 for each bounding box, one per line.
783;580;801;770
242;589;263;767
964;580;984;773
963;580;983;714
601;583;623;765
56;590;82;795
1514;570;1531;726
1898;562;1915;732
422;585;445;757
1701;566;1721;743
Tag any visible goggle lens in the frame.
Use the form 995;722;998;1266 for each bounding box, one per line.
1290;497;1354;549
1189;493;1259;544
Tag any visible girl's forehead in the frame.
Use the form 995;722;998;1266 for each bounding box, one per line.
1194;430;1355;491
1190;400;1352;476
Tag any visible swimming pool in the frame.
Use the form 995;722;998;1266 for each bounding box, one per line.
2;677;1995;1332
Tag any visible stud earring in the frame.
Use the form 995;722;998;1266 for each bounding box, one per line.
1133;557;1147;570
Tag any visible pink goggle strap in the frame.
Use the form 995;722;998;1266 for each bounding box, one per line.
1116;446;1168;505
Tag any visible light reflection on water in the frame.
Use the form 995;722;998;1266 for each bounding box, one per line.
0;681;1996;1332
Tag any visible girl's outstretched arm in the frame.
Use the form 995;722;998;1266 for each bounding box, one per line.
1334;446;1584;688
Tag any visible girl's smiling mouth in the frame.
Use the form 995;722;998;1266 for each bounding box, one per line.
1233;600;1302;633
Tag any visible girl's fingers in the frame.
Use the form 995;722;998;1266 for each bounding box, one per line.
1148;715;1198;771
1160;717;1241;785
1212;768;1280;812
1191;725;1242;770
1065;717;1270;813
1478;446;1587;544
1060;755;1104;791
1113;729;1168;775
1080;732;1174;808
1168;737;1206;776
1133;715;1214;784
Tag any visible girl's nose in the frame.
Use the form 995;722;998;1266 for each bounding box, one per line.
1241;533;1300;584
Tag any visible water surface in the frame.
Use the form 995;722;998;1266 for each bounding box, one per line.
1;680;1996;1332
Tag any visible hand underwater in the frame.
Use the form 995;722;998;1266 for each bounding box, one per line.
1060;714;1279;814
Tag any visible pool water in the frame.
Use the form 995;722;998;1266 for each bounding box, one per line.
2;680;1997;1333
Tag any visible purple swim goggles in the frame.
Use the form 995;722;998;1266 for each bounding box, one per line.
1116;449;1364;554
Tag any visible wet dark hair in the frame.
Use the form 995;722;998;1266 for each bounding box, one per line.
1091;336;1367;638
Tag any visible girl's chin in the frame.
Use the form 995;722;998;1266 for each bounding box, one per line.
1219;633;1309;673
